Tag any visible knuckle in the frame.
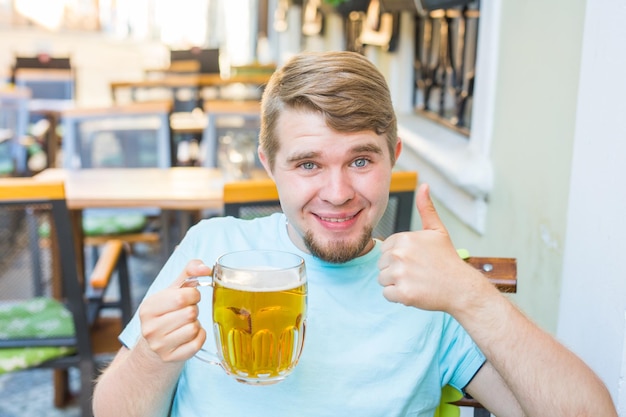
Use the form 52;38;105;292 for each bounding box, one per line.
182;305;199;322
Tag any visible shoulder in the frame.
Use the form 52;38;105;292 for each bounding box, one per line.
179;213;287;255
188;213;285;237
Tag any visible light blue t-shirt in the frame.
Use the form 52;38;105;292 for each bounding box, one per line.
120;213;485;417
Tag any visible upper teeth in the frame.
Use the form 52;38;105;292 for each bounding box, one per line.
320;216;353;223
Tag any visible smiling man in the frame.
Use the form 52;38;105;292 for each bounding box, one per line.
93;51;617;417
269;110;396;263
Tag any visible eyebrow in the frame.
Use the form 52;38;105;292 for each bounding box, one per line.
286;151;320;163
353;143;384;156
286;143;384;163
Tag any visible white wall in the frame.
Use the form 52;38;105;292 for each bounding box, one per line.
557;0;626;410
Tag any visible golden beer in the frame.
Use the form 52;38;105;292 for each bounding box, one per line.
212;280;307;384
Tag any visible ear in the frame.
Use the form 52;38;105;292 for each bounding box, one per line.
394;137;403;162
258;146;275;180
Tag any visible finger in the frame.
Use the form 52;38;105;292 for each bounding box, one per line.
140;295;199;334
171;259;212;288
416;183;446;233
159;318;204;350
381;284;400;304
146;323;207;363
378;232;410;274
163;328;207;362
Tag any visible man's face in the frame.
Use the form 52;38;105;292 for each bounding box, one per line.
260;109;400;263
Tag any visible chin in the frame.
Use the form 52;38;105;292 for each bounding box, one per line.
304;226;373;264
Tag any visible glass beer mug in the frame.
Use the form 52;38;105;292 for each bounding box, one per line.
184;250;307;385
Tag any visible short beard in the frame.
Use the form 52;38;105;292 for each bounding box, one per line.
303;225;374;264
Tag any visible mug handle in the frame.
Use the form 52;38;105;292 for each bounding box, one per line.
182;276;222;367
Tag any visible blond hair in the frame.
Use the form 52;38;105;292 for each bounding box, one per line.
259;51;398;170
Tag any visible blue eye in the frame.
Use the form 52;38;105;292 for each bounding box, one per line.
353;158;369;168
301;162;316;170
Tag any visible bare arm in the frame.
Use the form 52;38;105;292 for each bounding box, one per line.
464;361;524;417
93;261;211;417
378;183;617;417
458;276;615;416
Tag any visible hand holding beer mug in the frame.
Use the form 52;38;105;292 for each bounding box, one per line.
184;250;307;385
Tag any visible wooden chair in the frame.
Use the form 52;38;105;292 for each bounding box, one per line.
151;48;219;112
169;48;220;74
0;178;132;416
223;176;281;218
223;170;418;239
61;100;174;170
13;68;75;103
436;256;517;417
201;99;261;169
12;54;73;99
60;100;174;258
12;55;72;73
10;59;75;175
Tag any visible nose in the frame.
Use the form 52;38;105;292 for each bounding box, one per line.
318;170;355;206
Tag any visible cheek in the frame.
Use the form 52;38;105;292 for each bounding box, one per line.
363;181;392;218
359;177;389;202
276;182;309;212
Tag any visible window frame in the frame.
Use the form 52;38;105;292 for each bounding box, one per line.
395;0;500;234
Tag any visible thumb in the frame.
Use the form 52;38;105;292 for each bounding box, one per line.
173;259;213;288
416;183;446;233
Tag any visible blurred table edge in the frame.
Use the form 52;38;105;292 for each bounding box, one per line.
33;167;265;211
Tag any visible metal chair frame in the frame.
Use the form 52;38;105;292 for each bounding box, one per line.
0;179;132;416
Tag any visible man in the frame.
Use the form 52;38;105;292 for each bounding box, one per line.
93;51;617;416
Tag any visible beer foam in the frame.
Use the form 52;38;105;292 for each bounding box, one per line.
219;268;304;292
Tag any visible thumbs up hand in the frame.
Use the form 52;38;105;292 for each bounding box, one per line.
378;184;479;313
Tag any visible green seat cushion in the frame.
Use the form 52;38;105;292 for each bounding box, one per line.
0;298;76;374
82;212;148;236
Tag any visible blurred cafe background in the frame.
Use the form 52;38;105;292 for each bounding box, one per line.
0;0;625;416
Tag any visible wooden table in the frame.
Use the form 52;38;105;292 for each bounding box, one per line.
35;167;235;210
110;73;271;111
35;167;268;254
110;73;272;92
34;167;268;406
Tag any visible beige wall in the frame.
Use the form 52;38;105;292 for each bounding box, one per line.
0;27;168;107
433;0;585;333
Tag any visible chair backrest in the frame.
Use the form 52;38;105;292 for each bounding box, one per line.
13;68;75;102
201;99;261;169
373;170;418;238
0;178;91;351
0;87;31;175
223;170;418;239
61;100;174;169
13;55;72;72
170;48;220;74
0;177;131;414
223;177;281;219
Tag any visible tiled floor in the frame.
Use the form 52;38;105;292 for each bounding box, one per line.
0;243;162;417
0;368;82;417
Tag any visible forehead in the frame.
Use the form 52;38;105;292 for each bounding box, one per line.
274;109;388;159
